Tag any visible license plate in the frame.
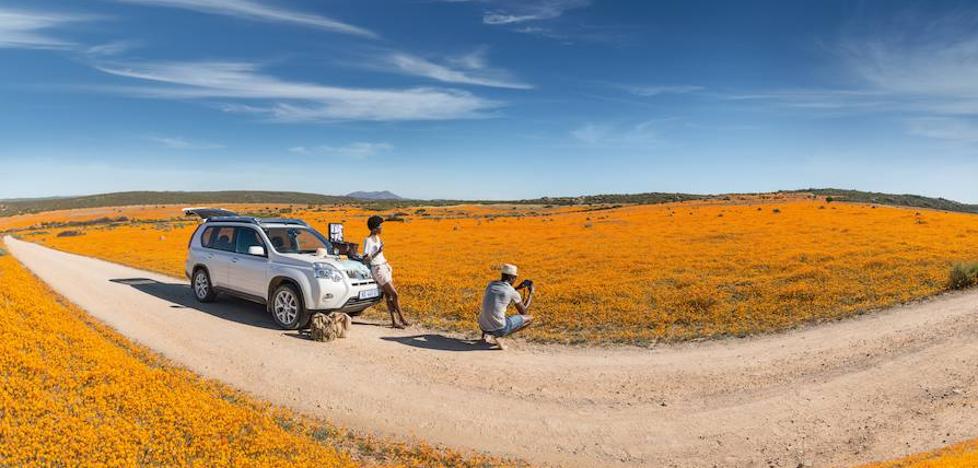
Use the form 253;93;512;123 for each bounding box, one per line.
359;289;380;300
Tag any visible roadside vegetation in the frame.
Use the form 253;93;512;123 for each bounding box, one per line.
15;196;978;344
0;245;510;466
949;262;978;290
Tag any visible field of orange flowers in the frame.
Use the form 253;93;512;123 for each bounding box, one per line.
867;438;978;467
11;197;978;344
0;244;505;466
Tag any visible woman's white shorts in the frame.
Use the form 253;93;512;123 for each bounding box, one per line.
370;263;393;286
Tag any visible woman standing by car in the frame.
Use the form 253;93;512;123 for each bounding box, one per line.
363;215;411;328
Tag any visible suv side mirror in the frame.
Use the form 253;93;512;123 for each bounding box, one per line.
247;246;266;257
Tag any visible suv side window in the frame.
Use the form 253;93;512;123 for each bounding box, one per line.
201;226;236;252
200;227;216;248
235;227;266;256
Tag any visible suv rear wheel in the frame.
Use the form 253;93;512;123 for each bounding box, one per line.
271;284;310;329
192;268;217;302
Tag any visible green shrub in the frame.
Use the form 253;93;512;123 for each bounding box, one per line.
0;248;6;257
56;230;85;238
949;262;978;290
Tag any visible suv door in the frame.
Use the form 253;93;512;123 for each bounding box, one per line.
200;225;237;287
231;227;270;298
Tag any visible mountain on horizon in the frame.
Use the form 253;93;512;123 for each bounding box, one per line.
345;190;403;200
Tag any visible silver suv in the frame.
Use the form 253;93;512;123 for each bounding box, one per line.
183;208;381;329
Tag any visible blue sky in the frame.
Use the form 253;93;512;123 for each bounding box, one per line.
1;0;977;202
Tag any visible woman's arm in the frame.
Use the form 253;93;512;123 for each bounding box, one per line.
362;237;383;262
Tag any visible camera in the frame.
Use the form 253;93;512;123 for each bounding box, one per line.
518;279;534;289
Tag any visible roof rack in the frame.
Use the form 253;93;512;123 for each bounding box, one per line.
205;216;309;226
259;218;309;226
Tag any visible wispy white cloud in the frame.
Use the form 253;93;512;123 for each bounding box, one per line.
907;117;978;143
513;24;633;45
511;25;575;43
721;89;890;111
570;123;609;144
85;40;139;57
147;136;225;150
115;0;376;38
441;0;615;43
446;47;489;70
843;15;978;100
706;13;978;127
483;0;589;25
571;120;660;146
0;7;93;50
289;142;392;159
483;13;540;25
380;49;532;89
683;11;978;134
92;60;500;121
837;12;978;141
626;85;704;97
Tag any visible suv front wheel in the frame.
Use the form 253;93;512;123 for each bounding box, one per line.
192;268;217;302
271;284;310;330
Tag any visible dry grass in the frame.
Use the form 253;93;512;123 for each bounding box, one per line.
0;243;511;466
949;262;978;290
20;198;978;344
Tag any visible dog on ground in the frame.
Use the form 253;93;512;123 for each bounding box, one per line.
309;312;351;342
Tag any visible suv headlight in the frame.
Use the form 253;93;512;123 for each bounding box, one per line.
313;262;344;282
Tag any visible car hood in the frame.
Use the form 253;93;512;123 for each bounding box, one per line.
275;253;372;278
336;259;372;280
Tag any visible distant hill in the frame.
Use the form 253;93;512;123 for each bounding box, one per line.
514;192;705;206
345;190;404;200
2;188;976;217
789;189;978;214
0;191;357;217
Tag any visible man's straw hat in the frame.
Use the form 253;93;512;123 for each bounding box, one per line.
501;264;518;276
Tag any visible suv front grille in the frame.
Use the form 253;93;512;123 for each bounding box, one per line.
344;295;381;306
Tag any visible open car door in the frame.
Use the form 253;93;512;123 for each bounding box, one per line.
328;222;361;257
182;207;238;220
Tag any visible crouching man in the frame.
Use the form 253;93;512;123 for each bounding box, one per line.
478;264;534;350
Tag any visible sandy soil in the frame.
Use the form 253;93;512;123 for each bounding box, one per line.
6;236;978;467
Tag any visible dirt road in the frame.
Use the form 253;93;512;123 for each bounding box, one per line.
6;236;978;467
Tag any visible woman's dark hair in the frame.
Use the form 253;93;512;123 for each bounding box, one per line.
367;215;384;231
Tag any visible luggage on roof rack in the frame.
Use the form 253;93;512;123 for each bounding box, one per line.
183;207;238;219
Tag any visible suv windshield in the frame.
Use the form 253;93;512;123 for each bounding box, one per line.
264;227;332;254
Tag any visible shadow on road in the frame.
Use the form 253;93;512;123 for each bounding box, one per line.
381;334;497;352
352;318;396;328
110;278;486;352
109;277;280;330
